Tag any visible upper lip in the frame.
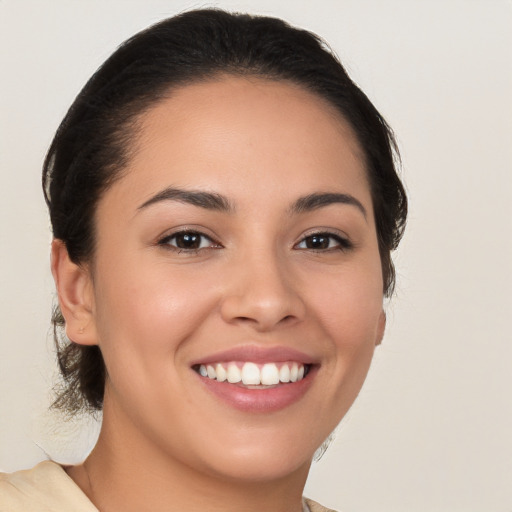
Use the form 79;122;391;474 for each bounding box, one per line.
190;345;318;366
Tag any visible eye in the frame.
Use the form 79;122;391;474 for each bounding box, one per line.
295;232;352;251
158;230;220;251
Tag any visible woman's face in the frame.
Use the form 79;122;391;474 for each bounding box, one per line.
84;76;385;482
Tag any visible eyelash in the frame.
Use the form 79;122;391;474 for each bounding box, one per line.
157;229;353;254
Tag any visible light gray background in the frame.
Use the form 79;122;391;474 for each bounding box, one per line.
1;1;511;511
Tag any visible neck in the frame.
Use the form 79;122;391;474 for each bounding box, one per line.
67;405;310;512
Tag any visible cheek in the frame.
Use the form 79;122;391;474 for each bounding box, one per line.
91;255;219;371
305;258;383;387
309;263;384;342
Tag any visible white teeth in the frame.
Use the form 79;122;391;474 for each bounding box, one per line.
290;363;299;382
215;363;227;382
261;363;279;385
279;364;291;383
206;365;216;379
198;361;307;386
227;363;242;383
242;362;261;385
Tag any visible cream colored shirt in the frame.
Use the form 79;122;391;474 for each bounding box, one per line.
0;461;337;512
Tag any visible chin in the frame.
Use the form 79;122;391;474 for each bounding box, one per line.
208;451;312;484
192;428;323;484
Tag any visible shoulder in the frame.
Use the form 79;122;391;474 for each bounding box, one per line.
0;461;98;512
304;496;339;512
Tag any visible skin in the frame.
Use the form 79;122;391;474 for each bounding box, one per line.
52;76;386;512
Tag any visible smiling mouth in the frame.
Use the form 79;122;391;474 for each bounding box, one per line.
193;361;311;387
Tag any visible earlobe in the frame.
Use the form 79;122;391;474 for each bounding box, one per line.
51;239;98;346
375;310;386;346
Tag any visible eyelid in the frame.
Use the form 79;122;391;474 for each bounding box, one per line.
155;224;221;242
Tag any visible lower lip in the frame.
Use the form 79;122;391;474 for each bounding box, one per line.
196;367;317;413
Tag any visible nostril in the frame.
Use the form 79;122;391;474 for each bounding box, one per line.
233;313;298;329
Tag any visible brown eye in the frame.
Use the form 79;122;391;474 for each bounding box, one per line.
174;232;202;249
304;235;330;249
159;230;218;251
296;233;352;251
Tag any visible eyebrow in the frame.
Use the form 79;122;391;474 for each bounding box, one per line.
138;187;366;219
138;187;234;212
291;192;367;219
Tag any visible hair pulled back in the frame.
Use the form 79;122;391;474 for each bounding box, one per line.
43;8;407;414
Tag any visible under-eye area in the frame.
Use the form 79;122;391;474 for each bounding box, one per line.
193;361;313;387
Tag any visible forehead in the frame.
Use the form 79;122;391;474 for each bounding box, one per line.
108;76;372;213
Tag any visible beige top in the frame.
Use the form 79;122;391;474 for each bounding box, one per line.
0;461;337;512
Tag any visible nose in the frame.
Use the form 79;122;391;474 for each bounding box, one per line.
220;250;306;332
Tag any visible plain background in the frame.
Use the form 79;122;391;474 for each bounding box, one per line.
1;1;511;511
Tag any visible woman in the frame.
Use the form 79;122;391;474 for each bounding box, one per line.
0;9;406;512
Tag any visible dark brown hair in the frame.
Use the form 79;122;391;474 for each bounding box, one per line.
43;8;407;414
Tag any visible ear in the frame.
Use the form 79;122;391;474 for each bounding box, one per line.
375;310;386;346
51;239;98;346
